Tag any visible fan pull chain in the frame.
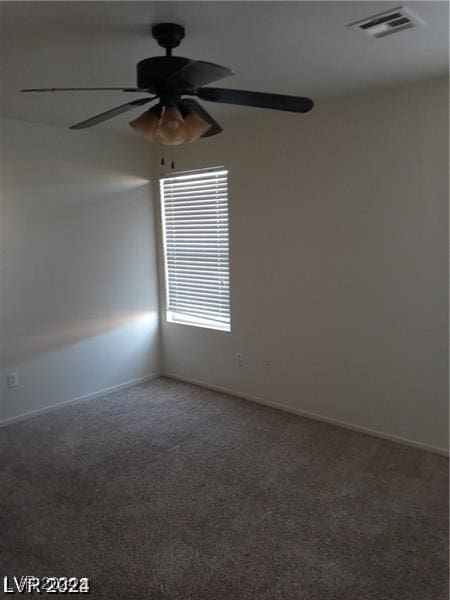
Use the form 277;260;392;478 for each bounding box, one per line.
159;147;175;170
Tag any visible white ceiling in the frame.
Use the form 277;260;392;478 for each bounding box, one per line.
0;1;448;134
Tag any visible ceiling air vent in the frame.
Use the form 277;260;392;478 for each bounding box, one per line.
349;6;425;39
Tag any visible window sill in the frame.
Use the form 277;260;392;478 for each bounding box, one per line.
166;312;231;332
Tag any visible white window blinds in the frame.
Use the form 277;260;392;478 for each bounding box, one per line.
160;168;231;331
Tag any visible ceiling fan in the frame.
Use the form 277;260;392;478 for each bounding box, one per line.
21;23;314;145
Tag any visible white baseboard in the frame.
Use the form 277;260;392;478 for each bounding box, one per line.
0;373;161;428
3;370;447;457
165;373;449;457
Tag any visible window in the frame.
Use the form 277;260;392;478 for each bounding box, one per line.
160;167;230;331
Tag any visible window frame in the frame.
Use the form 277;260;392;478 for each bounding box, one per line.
159;167;231;332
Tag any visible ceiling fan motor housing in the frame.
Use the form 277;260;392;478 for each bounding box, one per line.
137;56;192;96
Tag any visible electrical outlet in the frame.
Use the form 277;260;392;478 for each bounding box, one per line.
7;372;19;388
263;359;272;373
236;352;244;367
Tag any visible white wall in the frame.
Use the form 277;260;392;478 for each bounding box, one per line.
2;78;447;451
157;77;449;453
0;118;160;422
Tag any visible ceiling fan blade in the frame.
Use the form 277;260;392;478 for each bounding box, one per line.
166;61;233;91
179;98;222;137
70;98;154;130
21;87;144;92
196;87;314;113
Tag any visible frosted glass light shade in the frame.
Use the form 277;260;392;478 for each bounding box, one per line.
130;105;213;146
160;106;184;130
155;125;187;145
155;106;187;145
184;112;211;142
129;110;160;142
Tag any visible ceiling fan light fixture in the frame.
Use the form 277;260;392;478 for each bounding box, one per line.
184;110;211;142
154;106;188;145
22;22;314;135
160;106;184;130
156;130;187;145
155;128;187;145
129;108;160;141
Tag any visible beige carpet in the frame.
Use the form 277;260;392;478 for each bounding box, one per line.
1;377;448;599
